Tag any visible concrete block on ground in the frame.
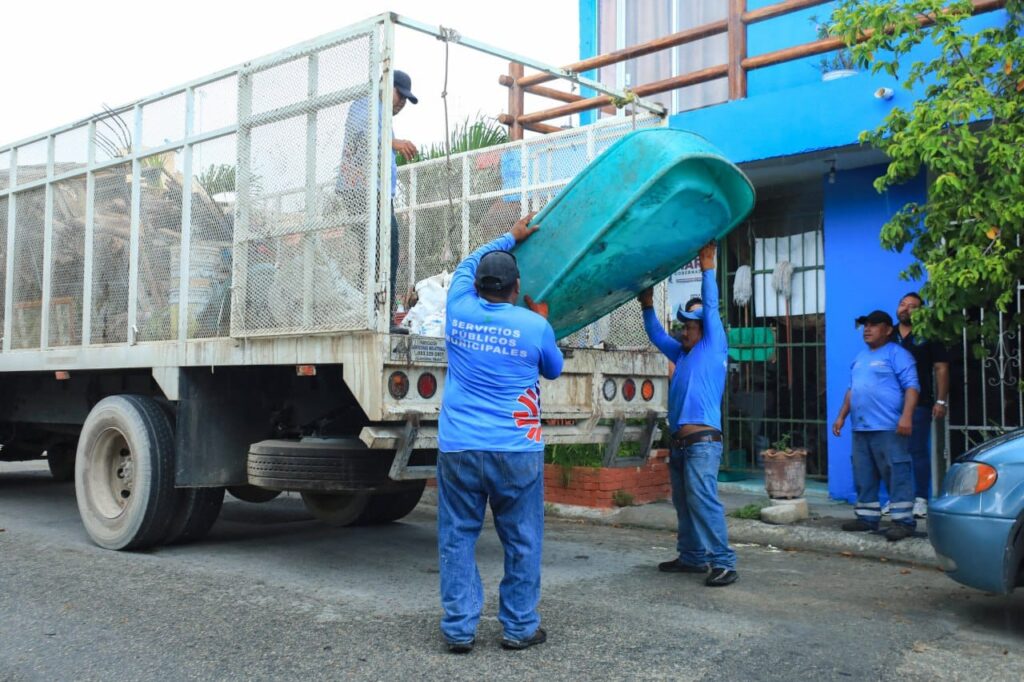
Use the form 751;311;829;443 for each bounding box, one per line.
760;498;810;525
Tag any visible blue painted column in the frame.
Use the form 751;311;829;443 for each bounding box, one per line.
823;165;925;501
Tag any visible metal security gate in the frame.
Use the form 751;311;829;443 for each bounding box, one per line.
944;282;1024;459
719;199;828;479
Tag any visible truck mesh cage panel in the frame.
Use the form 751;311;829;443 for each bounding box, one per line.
396;114;667;350
12;188;45;349
49;177;86;347
92;164;133;344
231;28;386;337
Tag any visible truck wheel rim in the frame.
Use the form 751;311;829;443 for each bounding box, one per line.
86;428;135;519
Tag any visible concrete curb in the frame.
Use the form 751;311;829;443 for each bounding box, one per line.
419;488;940;569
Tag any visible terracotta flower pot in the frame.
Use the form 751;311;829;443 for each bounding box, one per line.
761;448;808;499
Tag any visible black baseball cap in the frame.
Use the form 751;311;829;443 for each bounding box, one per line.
855;310;894;327
475;251;519;292
393;70;418;104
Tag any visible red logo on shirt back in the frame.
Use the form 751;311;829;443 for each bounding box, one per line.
513;386;542;443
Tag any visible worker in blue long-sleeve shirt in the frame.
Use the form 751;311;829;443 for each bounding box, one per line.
637;241;737;587
436;212;563;654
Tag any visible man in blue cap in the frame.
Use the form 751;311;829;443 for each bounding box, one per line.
637;241;737;587
436;212;562;654
832;309;920;541
337;70;418;327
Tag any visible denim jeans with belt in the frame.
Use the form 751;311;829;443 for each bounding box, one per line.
436;449;545;644
852;430;916;529
669;441;736;570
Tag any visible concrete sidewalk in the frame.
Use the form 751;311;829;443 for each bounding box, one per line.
576;496;937;569
423;481;940;569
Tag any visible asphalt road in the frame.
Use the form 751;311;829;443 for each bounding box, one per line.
2;462;1022;681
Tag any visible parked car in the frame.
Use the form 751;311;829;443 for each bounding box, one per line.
930;428;1024;594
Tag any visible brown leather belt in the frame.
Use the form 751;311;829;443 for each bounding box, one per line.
671;429;723;449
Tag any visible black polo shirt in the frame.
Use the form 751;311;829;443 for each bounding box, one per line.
890;328;952;408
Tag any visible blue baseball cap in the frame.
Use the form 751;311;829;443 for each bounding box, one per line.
475;251;519;291
676;304;704;322
393;70;418;104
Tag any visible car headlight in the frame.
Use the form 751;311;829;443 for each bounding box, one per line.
945;462;998;496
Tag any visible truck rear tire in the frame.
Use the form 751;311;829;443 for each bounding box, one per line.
300;491;371;526
165;487;225;545
358;481;426;524
75;395;178;550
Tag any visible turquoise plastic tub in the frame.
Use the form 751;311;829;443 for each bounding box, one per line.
514;128;755;339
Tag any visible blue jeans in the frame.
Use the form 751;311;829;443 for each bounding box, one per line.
852;431;916;529
908;406;932;499
669;441;736;570
436;449;544;644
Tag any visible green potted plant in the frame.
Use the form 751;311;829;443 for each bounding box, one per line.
809;16;857;81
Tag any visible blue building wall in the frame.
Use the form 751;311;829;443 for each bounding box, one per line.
822;166;926;501
575;2;1004;499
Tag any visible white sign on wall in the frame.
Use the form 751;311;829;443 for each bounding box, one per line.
666;256;702;317
752;230;825;318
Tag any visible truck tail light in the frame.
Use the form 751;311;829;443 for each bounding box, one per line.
388;371;409;399
641;379;655;401
417;372;437;399
622;378;636;402
602;378;617;401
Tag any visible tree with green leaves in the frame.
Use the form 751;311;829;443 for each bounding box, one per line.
831;0;1023;351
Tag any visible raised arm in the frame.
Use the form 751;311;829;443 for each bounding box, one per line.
448;213;538;304
698;243;725;350
641;306;682;361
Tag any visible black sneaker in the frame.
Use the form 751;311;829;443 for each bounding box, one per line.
705;568;738;587
841;519;876;532
446;639;474;654
885;525;913;542
501;627;547;650
658;558;709;573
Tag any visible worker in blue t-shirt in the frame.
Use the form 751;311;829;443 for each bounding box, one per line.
832;310;920;541
638;241;737;588
436;212;563;654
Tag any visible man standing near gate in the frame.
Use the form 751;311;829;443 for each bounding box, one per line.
833;310;920;540
436;212;563;653
891;292;950;517
637;241;737;587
